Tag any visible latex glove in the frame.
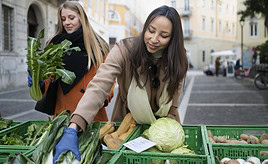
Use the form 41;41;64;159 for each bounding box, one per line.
27;69;44;88
53;128;81;164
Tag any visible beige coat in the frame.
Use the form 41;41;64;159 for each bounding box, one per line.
70;38;183;131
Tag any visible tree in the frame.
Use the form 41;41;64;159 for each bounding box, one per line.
238;0;268;28
256;41;268;63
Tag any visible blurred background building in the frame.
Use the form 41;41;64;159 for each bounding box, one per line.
0;0;267;90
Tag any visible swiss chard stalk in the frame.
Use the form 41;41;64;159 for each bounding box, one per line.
27;29;80;101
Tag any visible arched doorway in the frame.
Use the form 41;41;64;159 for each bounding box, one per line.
27;4;44;38
27;5;38;37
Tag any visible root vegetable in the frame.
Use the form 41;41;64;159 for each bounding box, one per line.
247;136;260;144
240;134;249;141
217;136;227;143
260;151;268;156
226;160;239;164
208;130;214;138
261;140;268;145
260;133;268;143
247;157;261;164
209;137;215;143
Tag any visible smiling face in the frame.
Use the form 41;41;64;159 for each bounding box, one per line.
144;16;173;53
61;8;81;34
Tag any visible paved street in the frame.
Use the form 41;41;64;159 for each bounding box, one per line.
181;71;268;125
0;70;267;125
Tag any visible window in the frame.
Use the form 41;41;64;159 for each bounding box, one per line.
184;0;190;11
171;0;176;8
95;0;98;14
202;0;206;8
202;17;206;31
2;5;13;52
249;22;258;37
202;51;205;62
183;17;190;36
232;23;235;35
225;22;229;33
211;0;214;10
219;20;222;33
211;18;214;32
88;0;91;8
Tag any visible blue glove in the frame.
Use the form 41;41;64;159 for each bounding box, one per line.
53;128;81;164
27;69;44;88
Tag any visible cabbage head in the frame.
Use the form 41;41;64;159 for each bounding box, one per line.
148;118;184;152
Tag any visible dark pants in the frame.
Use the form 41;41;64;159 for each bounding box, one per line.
216;68;219;76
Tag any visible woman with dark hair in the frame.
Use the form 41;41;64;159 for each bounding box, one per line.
53;5;188;163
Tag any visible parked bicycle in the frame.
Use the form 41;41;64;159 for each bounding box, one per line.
254;66;268;90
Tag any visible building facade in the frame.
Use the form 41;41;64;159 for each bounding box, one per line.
0;0;65;90
175;0;238;69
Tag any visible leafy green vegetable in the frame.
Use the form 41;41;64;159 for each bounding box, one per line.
170;145;195;155
0;118;13;130
27;29;80;101
148;118;185;152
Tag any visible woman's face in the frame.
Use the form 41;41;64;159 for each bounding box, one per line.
144;16;172;53
61;8;81;34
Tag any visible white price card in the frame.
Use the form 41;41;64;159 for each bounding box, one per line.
123;137;156;153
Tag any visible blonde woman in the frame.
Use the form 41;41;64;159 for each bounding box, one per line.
28;2;113;121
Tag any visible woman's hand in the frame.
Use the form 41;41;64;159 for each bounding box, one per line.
53;127;81;164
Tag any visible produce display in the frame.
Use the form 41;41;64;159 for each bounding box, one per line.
5;111;102;164
27;29;79;101
206;126;268;164
2;115;268;164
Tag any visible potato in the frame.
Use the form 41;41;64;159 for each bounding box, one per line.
260;133;268;143
226;160;239;164
209;137;215;143
240;134;249;141
217;136;227;143
247;135;260;144
207;130;214;138
261;139;268;145
260;151;268;156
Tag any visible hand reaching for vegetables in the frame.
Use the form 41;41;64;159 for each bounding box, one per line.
53;128;81;164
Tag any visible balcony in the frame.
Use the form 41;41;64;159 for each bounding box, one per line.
183;29;192;39
180;7;192;17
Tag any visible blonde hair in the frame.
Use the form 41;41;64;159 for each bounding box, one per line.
53;1;109;69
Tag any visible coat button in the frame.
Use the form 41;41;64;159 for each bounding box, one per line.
80;89;85;93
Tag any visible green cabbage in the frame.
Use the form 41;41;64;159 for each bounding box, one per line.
148;118;184;152
170;145;195;155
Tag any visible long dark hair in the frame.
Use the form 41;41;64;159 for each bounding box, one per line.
125;5;188;101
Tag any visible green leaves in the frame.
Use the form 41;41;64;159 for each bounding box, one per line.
27;29;80;101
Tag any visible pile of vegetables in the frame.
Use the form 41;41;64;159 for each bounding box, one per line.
100;113;136;150
27;29;80;101
6;111;102;164
0;121;50;146
207;130;268;157
217;156;266;164
0;117;13;130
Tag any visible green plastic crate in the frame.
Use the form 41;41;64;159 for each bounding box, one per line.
120;124;211;164
0;121;22;134
203;125;268;163
0;120;48;163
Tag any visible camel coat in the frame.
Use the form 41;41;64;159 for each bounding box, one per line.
70;38;183;131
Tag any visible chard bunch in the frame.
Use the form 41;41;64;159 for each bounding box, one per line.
27;29;80;101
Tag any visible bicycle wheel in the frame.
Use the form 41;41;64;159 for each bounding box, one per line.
235;70;244;80
254;73;268;89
